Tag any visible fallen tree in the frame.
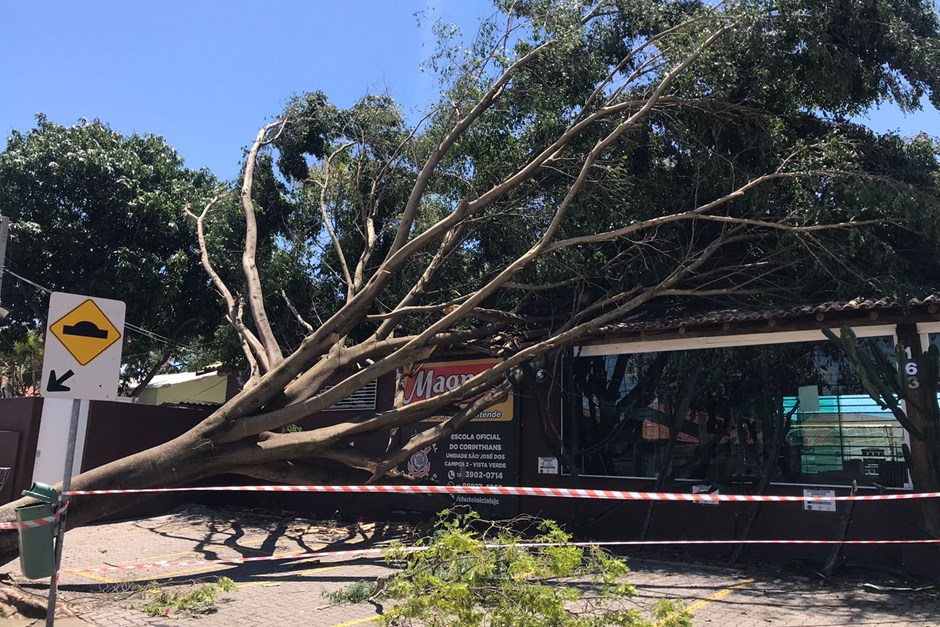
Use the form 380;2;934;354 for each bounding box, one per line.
2;0;939;561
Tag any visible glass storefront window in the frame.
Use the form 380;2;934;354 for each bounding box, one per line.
563;335;909;487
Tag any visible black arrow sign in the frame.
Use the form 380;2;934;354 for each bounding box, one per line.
47;369;75;392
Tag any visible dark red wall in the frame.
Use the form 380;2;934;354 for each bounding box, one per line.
80;401;211;471
0;398;44;504
4;371;936;577
0;398;211;507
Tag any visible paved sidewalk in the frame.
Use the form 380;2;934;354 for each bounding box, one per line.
2;505;939;626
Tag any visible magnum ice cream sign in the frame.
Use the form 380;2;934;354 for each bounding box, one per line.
401;358;514;422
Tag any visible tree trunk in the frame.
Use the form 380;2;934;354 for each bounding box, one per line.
895;325;940;538
0;432;209;563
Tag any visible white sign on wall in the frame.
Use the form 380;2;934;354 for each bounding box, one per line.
692;483;720;505
40;292;126;401
803;489;837;512
537;456;559;475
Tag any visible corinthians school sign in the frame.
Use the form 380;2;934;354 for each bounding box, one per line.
400;358;519;516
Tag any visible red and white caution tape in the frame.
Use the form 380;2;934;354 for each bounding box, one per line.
70;537;940;575
0;502;68;530
63;484;940;503
522;539;940;548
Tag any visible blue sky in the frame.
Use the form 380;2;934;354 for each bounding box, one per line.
2;1;938;181
1;1;494;180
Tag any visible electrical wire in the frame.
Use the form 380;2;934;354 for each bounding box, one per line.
1;266;50;294
0;265;201;352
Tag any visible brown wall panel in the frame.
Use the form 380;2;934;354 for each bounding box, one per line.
0;398;44;503
81;401;213;471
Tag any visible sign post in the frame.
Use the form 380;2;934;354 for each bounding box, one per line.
39;292;125;626
44;399;80;626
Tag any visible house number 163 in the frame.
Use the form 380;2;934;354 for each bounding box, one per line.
904;346;920;390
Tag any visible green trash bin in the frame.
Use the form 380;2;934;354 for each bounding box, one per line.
16;482;61;580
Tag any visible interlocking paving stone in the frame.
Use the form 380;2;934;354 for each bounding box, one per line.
3;506;939;626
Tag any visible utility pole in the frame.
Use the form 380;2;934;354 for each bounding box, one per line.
0;215;9;318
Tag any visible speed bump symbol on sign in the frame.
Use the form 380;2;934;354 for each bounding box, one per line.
50;299;122;365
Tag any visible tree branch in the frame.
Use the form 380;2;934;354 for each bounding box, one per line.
368;381;513;482
184;195;270;374
241;120;286;368
318;142;356;298
280;289;314;334
384;36;559;261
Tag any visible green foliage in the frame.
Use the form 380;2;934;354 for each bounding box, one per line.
162;1;940;394
0;329;42;398
379;510;690;627
326;579;379;604
424;0;940;320
139;576;236;618
274;91;337;182
0;115;221;384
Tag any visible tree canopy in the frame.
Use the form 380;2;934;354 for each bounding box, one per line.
236;0;940;347
0;116;221;387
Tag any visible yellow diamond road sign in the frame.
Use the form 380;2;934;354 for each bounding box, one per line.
42;292;126;400
50;299;122;366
